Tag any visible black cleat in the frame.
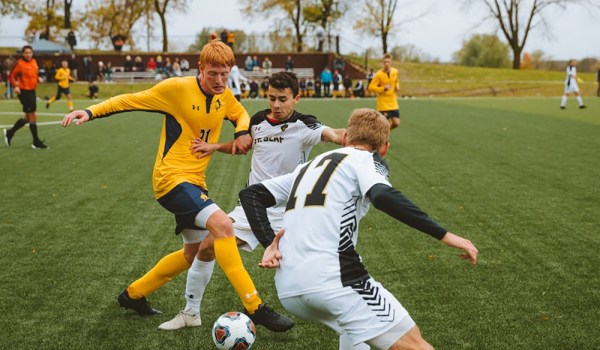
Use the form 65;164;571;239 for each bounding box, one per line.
579;105;587;109
118;290;162;316
560;106;565;110
3;129;12;146
45;102;50;109
246;303;294;332
31;141;49;149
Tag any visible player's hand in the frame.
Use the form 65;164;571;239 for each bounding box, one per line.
61;110;90;127
259;229;284;269
384;84;391;91
190;138;220;159
441;232;478;265
232;133;252;155
13;86;20;95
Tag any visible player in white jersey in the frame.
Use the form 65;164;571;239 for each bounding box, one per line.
560;59;586;109
158;71;344;330
239;108;479;350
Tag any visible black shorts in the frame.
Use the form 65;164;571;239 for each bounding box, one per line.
157;182;215;234
18;89;37;113
54;86;71;99
380;109;400;119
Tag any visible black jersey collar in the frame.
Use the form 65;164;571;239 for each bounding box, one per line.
197;76;214;113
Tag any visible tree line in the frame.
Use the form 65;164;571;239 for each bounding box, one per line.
1;0;598;70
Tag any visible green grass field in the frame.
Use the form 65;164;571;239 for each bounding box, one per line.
1;96;599;350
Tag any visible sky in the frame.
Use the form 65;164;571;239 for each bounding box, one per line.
0;0;598;62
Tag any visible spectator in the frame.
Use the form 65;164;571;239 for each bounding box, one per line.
66;31;77;51
180;57;190;72
249;79;259;98
163;57;172;76
86;80;99;99
147;57;157;72
284;55;294;71
155;55;163;74
299;78;307;97
262;57;272;74
134;56;145;72
260;77;269;98
353;80;365;98
343;74;353;98
68;54;78;81
244;56;253;71
306;78;314;97
320;66;332;97
172;58;182;77
124;55;134;72
252;55;260;71
226;31;235;51
97;61;105;82
220;29;228;43
112;34;126;52
3;55;15;99
332;69;342;98
314;77;322;98
333;55;345;74
83;55;93;81
104;62;113;83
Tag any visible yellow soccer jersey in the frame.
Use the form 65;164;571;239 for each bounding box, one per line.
368;68;399;111
54;67;72;89
86;76;250;199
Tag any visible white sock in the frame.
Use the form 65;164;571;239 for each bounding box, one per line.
560;95;567;107
577;96;584;106
183;258;215;315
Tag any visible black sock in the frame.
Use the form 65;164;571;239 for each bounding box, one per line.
29;123;40;143
10;118;27;134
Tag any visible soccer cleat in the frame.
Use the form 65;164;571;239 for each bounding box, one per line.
117;290;162;316
158;311;201;330
3;129;12;146
245;303;294;332
560;106;565;110
45;102;50;109
579;105;587;109
31;141;49;149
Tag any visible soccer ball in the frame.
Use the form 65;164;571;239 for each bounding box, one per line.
212;311;257;350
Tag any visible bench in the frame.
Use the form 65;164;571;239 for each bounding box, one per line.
110;67;199;82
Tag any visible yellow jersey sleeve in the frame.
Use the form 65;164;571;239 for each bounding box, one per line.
222;91;250;137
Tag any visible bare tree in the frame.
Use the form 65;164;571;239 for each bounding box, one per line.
467;0;599;69
82;0;147;50
303;0;345;52
64;0;72;28
242;0;308;52
154;0;187;52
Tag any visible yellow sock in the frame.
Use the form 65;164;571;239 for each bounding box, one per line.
48;96;56;104
127;249;190;299
214;236;261;313
67;100;74;111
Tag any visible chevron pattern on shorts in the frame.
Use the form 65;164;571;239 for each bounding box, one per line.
352;279;396;323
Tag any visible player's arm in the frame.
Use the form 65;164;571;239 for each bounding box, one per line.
54;69;64;81
61;79;177;127
238;183;277;248
321;127;345;145
9;62;21;94
224;93;252;155
367;183;478;264
190;138;244;159
368;73;384;93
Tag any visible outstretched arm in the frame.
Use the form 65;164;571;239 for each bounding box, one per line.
321;127;345;145
61;110;91;127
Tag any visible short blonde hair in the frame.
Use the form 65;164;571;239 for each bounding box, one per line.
383;53;392;60
199;40;235;69
346;108;389;151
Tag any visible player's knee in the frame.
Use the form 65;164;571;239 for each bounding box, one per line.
389;326;433;350
198;240;215;261
390;118;400;129
206;211;234;239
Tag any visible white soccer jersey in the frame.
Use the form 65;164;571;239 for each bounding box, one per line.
248;109;326;187
565;65;579;93
262;147;391;298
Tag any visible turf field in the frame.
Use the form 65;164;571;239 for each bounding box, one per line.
0;96;598;350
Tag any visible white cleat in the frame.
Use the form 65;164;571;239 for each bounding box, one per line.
158;311;201;330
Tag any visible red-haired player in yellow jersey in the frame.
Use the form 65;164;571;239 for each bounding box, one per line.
46;58;75;112
368;53;401;130
61;40;293;332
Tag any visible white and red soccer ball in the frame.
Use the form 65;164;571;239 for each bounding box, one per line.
212;311;257;350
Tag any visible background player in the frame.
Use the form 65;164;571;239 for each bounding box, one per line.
3;45;47;149
158;71;344;330
239;108;478;350
560;59;586;109
368;54;401;129
46;58;75;112
60;40;292;332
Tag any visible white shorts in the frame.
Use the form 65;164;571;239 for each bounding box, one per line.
280;278;415;349
228;205;284;252
565;83;580;94
181;228;209;244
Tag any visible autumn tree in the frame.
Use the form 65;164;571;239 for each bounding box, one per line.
303;0;345;52
154;0;187;52
0;0;25;16
454;33;511;68
23;0;64;41
82;0;148;50
466;0;599;69
242;0;308;52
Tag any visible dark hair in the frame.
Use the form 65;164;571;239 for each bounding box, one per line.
21;45;33;53
269;71;299;97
